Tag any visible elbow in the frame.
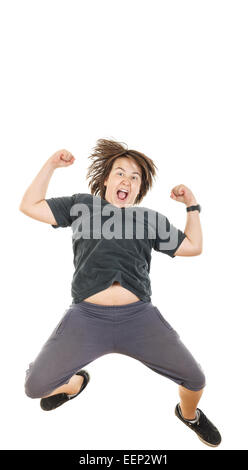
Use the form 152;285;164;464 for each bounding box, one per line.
19;200;26;212
19;205;26;213
19;204;29;215
194;246;203;256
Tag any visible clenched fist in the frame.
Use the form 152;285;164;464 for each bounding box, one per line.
170;184;197;207
48;149;76;169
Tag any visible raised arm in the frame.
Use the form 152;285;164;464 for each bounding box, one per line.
171;184;203;256
19;150;75;225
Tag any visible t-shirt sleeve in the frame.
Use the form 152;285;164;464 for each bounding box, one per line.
153;211;187;258
45;194;76;229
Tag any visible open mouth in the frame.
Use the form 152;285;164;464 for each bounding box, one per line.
116;189;129;201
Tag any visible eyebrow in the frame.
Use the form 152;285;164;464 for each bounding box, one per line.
114;166;141;176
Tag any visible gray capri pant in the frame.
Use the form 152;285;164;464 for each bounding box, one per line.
25;300;206;398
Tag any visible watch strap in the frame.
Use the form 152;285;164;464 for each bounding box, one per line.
186;204;201;213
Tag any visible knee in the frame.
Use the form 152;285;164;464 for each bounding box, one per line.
183;363;206;391
24;376;45;399
24;362;41;398
25;383;40;399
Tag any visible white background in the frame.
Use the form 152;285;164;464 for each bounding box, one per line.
1;0;247;451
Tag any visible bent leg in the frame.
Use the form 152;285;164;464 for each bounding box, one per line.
116;303;206;391
25;304;113;398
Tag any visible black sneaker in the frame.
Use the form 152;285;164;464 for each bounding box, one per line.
40;370;90;411
175;403;222;447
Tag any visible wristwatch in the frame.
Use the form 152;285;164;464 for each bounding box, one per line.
186;204;201;213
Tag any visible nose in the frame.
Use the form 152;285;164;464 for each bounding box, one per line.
121;177;131;186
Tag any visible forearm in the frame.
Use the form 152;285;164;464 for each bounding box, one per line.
19;159;55;209
184;200;203;252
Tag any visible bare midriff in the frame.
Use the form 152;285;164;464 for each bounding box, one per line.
83;281;140;306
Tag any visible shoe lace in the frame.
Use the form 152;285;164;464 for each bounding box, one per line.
196;409;219;438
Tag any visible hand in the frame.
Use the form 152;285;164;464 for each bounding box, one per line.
170;184;197;207
48;149;76;169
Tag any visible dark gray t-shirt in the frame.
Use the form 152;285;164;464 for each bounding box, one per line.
45;193;186;303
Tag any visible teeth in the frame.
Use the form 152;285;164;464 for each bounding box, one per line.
118;189;128;193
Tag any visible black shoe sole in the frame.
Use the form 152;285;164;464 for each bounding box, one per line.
174;405;221;447
40;369;90;411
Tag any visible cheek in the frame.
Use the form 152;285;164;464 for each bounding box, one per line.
105;176;115;190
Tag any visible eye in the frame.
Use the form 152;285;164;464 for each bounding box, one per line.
117;172;138;180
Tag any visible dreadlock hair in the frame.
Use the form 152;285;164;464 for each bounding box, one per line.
86;138;158;205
